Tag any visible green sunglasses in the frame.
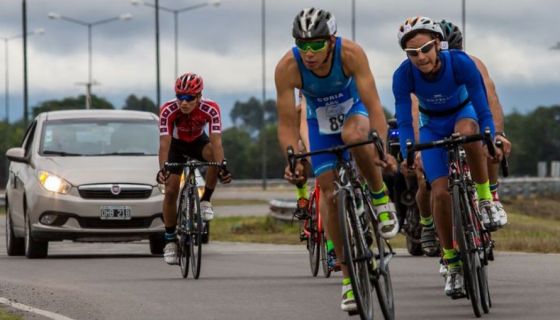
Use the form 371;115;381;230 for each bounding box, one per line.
295;39;329;53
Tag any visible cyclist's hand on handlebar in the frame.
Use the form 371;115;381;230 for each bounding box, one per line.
414;152;423;171
484;143;503;163
218;167;232;184
156;168;170;184
400;160;416;177
495;135;512;157
382;154;398;174
284;161;307;185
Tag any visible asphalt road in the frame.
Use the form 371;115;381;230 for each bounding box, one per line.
2;213;560;320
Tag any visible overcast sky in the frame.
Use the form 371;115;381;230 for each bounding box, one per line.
1;0;559;127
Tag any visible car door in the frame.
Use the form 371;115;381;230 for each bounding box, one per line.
8;121;37;233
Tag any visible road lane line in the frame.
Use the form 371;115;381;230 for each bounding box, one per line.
0;297;75;320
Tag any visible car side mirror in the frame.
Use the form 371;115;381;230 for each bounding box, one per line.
6;147;28;163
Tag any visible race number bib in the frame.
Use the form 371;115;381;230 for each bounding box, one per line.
315;98;354;134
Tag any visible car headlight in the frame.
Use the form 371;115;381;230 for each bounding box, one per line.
38;171;72;194
158;183;166;194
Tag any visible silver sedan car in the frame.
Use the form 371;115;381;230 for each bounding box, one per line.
5;110;166;258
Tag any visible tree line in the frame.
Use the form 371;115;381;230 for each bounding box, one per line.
0;95;559;186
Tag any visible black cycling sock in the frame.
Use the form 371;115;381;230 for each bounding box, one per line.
201;187;214;202
164;226;176;243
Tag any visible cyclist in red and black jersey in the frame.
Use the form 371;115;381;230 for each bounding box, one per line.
157;72;231;265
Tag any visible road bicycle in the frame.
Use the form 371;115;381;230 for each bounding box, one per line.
406;129;498;317
164;160;226;279
288;131;395;320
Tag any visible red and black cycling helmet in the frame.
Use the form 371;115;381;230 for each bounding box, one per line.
175;72;204;95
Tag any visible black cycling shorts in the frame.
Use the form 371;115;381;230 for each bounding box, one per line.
167;134;210;174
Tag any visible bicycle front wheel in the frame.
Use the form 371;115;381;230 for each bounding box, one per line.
190;187;203;279
452;185;482;317
307;198;320;277
320;232;331;278
338;189;374;320
177;194;190;279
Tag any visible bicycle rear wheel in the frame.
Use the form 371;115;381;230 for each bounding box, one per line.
452;186;482;317
307;198;320;277
190;187;203;279
178;195;190;279
338;189;374;320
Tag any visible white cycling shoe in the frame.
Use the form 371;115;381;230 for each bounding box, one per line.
200;201;214;221
163;242;179;265
375;202;399;239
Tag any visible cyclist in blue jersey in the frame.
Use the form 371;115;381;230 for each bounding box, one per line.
409;20;513;262
276;8;398;313
393;16;503;298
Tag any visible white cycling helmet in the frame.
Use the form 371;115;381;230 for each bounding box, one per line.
397;16;444;49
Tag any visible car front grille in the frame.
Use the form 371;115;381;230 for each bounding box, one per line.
78;215;161;229
78;184;153;199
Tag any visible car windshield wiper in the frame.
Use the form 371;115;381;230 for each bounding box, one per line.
42;150;83;156
95;152;150;156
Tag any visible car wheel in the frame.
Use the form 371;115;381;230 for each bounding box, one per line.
149;233;165;255
5;202;25;256
24;213;48;259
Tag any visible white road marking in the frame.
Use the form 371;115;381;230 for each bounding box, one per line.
0;297;75;320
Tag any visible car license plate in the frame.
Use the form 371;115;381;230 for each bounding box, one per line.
100;206;132;220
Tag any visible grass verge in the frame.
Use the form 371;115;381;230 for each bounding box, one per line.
0;307;23;320
210;199;560;253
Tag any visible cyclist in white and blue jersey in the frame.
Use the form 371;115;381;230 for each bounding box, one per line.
393;16;503;298
275;8;398;313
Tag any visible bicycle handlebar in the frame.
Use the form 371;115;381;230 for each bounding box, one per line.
164;160;227;170
286;130;384;175
495;140;509;177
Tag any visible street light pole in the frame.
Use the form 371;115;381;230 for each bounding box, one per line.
48;12;132;109
462;0;466;50
261;0;267;190
351;0;356;41
155;0;160;107
1;29;44;124
131;1;221;79
22;0;28;127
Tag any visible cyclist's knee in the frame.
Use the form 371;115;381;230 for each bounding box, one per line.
163;187;180;203
454;118;479;136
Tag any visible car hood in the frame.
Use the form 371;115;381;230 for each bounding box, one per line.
37;156;159;186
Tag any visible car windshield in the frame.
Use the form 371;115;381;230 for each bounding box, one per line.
40;119;158;156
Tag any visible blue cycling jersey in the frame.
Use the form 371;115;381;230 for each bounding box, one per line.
292;37;368;176
293;37;362;133
392;50;495;159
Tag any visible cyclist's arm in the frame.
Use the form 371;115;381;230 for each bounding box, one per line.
275;52;302;157
393;64;415;159
298;95;310;152
159;135;171;170
209;133;225;163
470;55;504;132
342;39;388;149
410;94;420;142
452;51;496;136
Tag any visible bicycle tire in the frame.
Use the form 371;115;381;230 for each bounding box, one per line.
452;185;482;317
190;186;203;279
307;198;320;277
178;193;189;279
320;232;331;278
338;189;374;320
367;201;395;320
